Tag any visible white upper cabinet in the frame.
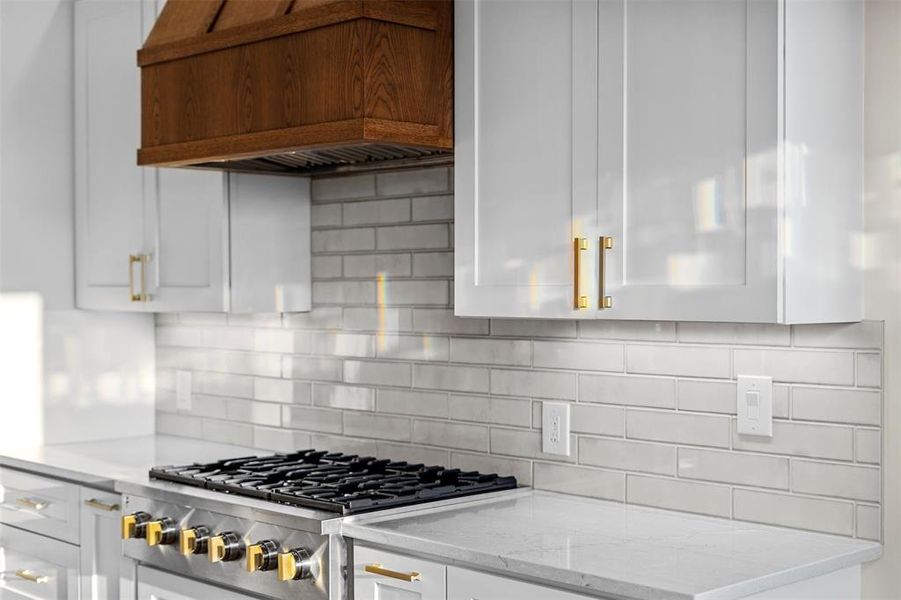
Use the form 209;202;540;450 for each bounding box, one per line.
74;0;311;314
455;0;863;323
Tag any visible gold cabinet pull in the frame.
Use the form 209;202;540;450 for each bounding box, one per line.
364;563;421;582
128;254;151;302
573;237;589;309
15;569;49;584
15;497;48;511
599;236;614;309
84;498;120;512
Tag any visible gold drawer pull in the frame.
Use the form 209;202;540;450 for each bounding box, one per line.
598;236;614;309
364;563;421;582
84;498;120;512
15;569;49;584
15;497;48;511
128;254;151;302
573;237;589;309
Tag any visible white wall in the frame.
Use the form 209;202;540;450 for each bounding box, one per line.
862;2;901;597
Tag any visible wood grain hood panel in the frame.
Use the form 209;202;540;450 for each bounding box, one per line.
138;0;453;173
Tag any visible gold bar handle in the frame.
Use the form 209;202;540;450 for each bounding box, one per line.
84;498;120;512
573;237;589;310
364;563;421;582
128;254;151;302
599;236;614;309
15;570;49;584
15;497;48;511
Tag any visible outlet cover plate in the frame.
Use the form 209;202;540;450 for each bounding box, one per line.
542;402;571;456
737;374;773;437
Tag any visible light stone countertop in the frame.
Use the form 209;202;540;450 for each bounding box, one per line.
339;489;882;600
0;437;883;599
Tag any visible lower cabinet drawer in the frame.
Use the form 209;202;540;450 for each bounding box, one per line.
135;565;255;600
0;523;79;600
354;545;446;600
447;566;595;600
0;466;80;544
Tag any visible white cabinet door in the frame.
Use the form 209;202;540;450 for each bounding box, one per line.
354;545;446;600
455;0;599;318
79;489;121;600
595;0;780;322
135;566;249;600
447;567;595;600
74;0;150;311
0;524;79;600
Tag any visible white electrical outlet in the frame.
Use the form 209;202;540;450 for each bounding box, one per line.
542;402;571;456
737;374;773;437
176;370;192;411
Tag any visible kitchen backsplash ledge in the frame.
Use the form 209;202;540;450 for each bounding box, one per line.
155;165;883;541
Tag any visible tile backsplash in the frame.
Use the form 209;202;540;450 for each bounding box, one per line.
155;166;883;541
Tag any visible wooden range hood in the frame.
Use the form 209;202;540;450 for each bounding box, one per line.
137;0;452;174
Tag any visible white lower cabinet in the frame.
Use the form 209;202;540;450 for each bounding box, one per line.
135;565;249;600
447;567;594;600
79;489;122;600
0;524;79;600
354;545;446;600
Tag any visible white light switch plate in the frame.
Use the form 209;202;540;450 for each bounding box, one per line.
176;370;192;411
737;374;772;437
542;402;571;456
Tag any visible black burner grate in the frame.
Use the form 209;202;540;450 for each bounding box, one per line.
149;450;518;515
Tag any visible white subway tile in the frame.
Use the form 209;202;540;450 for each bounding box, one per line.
344;307;412;332
732;420;854;461
311;228;375;252
678;448;788;489
450;394;531;427
490;428;576;463
376;167;449;196
733;489;853;536
253;378;311;404
295;331;374;358
412;252;454;277
226;399;282;427
156;326;204;347
156;412;204;439
412;420;489;451
856;428;881;464
677;322;790;346
385;280;449;305
311;203;341;227
376;334;449;361
580;374;675;409
312;281;376;305
733;349;854;385
203;327;254;351
343;198;410;225
414;364;489;393
533;341;624;372
677;379;736;414
313;383;375;411
580;321;676;342
626;410;731;448
201;419;254;446
377;389;448;418
451;453;532;485
791;460;879;501
856;504;881;541
378;442;449;466
312;433;379;456
312;174;376;201
194;372;253;397
283;356;343;381
627;475;731;518
253;426;305;452
343;253;412;278
791;386;881;426
343;412;411;441
179;312;228;326
580;437;676;476
312;256;342;279
412;195;453;221
490;369;576;400
534;463;625;502
283;405;343;433
377;224;449;251
569;403;625;437
253;329;294;353
227;313;282;328
283;307;343;330
450;338;531;367
156;313;179;326
627;344;731;379
792;321;883;349
413;308;489;334
857;352;881;388
491;319;577;338
344;360;411;387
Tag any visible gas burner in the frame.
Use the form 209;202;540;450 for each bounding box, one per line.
150;449;518;515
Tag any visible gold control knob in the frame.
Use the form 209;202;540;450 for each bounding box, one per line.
146;517;177;546
208;531;244;563
277;548;313;582
179;526;211;556
246;540;279;573
121;511;152;540
209;536;225;563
